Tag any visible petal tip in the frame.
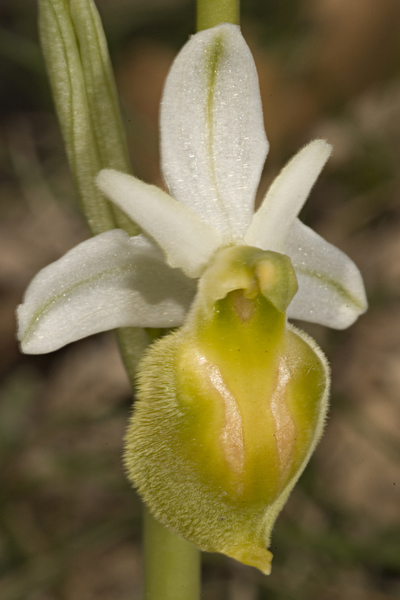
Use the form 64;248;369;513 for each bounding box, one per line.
96;168;118;194
304;138;333;163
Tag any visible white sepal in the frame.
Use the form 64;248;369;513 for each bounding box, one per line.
245;140;332;252
161;23;268;241
97;170;222;278
17;230;196;354
286;220;367;329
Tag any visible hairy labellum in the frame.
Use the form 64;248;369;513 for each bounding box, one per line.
124;246;330;574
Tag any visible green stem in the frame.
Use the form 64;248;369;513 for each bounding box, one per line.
197;0;240;31
144;507;201;600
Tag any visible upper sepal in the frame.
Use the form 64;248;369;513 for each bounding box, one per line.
161;23;268;241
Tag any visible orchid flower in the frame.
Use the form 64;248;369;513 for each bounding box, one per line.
17;24;367;574
17;24;366;354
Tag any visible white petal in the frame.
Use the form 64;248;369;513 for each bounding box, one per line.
17;230;196;354
97;170;222;278
160;23;268;241
245;140;332;252
286;220;368;329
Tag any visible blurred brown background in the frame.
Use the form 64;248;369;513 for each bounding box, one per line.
1;0;400;598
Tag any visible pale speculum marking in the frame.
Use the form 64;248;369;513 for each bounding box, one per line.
197;354;245;481
270;357;296;485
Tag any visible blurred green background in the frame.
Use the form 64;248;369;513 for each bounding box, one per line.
1;0;400;598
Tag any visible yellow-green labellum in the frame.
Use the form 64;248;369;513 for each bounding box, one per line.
124;246;330;574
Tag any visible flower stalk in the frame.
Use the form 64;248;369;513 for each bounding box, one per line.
197;0;239;30
144;508;200;600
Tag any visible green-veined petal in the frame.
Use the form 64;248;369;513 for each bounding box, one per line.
18;230;196;354
160;23;268;241
286;220;367;328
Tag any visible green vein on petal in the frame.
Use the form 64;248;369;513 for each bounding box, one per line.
21;264;134;346
205;34;231;230
295;266;366;313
